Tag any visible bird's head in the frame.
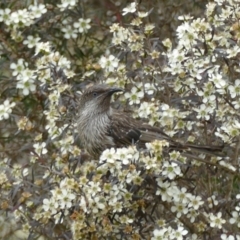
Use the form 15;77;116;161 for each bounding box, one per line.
79;84;123;115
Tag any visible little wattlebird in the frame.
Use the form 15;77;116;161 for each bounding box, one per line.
77;84;223;158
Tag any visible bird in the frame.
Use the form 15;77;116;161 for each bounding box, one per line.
77;84;223;158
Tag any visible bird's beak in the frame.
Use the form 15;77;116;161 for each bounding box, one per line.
107;87;124;95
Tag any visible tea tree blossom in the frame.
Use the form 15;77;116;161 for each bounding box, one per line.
162;161;182;179
174;226;188;240
229;211;240;227
187;209;198;223
86;181;101;197
0;8;11;25
209;73;226;89
152;228;168;239
207;195;218;208
99;55;119;72
73;18;91;33
221;234;235;240
209;212;226;229
194;104;213;120
89;196;106;214
173;187;189;204
124;86;144;105
62;25;78;39
10;59;27;76
100;148;116;163
33;142;48;155
0;100;16;120
58;0;77;11
16;68;36;95
156;179;178;202
3;0;240;238
171;202;189;218
43;198;58;215
23;35;41;48
29;4;47;18
188;195;204;210
122;2;137;15
228;79;240;98
11;9;33;26
115;147;132;165
58;189;76;208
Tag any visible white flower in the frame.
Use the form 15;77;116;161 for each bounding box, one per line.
138;102;154;118
0;99;16;120
124;87;144;105
221;234;235;240
229;211;240;227
86;181;101;196
16;68;36;95
126;170;142;185
209;212;226;229
54;212;63;224
100;148;116;163
194;104;213;121
57;0;77;11
144;23;155;34
0;8;11;25
162;161;182;179
115;147;132;165
10;9;33;26
112;27;130;45
89;196;105;213
122;2;137;16
34;41;51;56
173;187;189;204
226;45;240;58
23;35;41;48
42;198;58;214
176;21;197;46
156;179;178;202
138;11;149;18
152;228;167;239
29;4;47;18
188;195;204;210
33;142;48;155
10;59;27;76
187;209;198;223
174;226;188;240
58;189;76;208
22;168;29;177
228;79;240;98
207;195;218;208
142;155;158;170
171;202;189;218
73;18;91;33
209;73;226;88
80;196;88;212
99;55;119;72
144;83;156;95
62;25;78;39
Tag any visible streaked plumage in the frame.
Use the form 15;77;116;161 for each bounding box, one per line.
77;84;222;158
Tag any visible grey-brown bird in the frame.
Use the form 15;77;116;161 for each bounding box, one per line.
77;84;222;158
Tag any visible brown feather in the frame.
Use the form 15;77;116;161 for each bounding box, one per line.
77;85;224;158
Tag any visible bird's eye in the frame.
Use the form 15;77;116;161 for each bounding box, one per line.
92;92;98;97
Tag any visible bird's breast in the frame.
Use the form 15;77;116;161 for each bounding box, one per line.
78;112;115;156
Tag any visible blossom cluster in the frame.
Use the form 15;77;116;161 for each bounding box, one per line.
1;0;240;239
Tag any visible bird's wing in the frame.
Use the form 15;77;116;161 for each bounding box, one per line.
138;123;171;142
108;112;142;147
108;111;172;148
108;111;223;154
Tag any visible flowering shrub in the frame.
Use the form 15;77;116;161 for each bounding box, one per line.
0;0;240;239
